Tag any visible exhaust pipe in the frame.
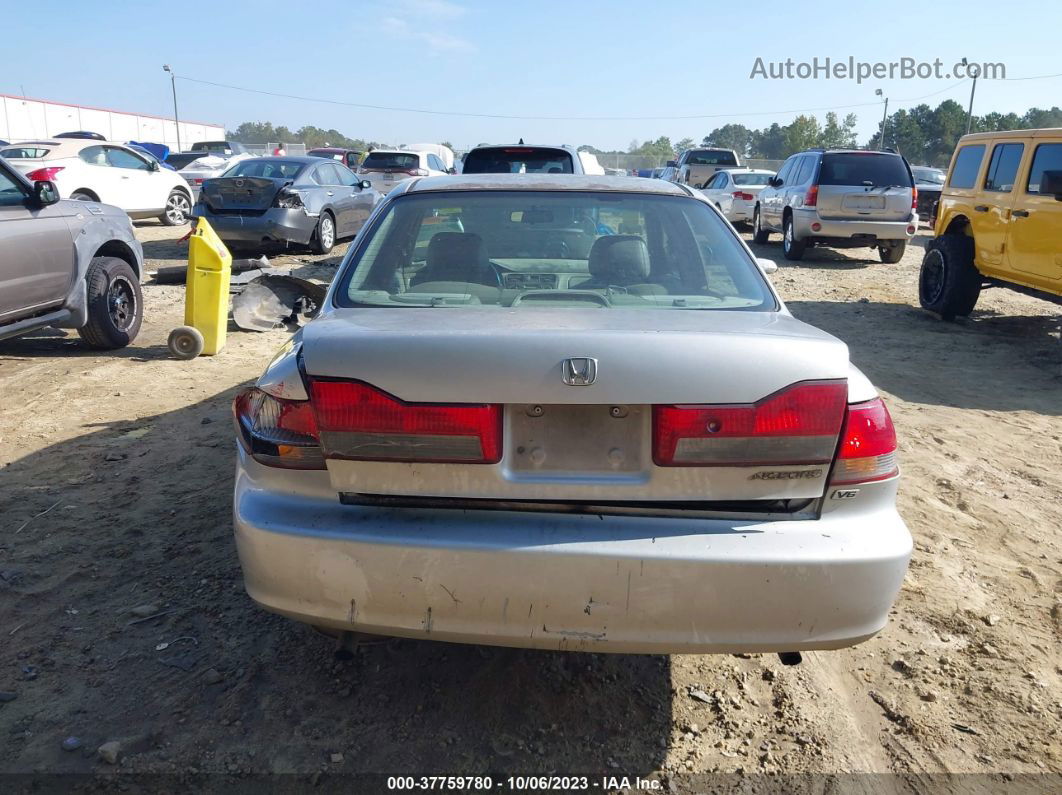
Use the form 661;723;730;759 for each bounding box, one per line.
777;651;802;666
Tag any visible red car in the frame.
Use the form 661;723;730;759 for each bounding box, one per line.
307;147;361;170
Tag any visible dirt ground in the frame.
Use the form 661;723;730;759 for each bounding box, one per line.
1;218;1059;791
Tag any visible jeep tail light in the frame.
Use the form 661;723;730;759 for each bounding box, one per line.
308;379;502;464
830;398;898;484
26;166;64;181
652;380;847;466
733;191;754;201
804;184;819;207
233;388;325;470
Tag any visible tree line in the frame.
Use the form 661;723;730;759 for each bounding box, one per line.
229;100;1062;168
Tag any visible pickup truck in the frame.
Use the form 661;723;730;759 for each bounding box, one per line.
669;148;743;187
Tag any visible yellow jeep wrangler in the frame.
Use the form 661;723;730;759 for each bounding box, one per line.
919;128;1062;319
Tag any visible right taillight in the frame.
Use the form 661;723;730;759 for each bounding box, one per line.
652;380;847;467
26;166;64;181
405;168;429;177
273;188;304;209
308;379;502;464
830;398;898;484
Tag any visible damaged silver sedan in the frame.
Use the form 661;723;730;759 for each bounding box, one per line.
193;156;381;255
231;175;911;655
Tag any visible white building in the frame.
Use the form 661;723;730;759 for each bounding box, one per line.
0;93;224;148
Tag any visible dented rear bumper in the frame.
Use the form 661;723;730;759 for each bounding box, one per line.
233;449;911;654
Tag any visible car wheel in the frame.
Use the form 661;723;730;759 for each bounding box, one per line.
71;191;96;202
77;257;143;349
311;212;335;255
919;235;981;321
878;241;906;263
782;215;806;261
160;190;191;226
752;207;770;244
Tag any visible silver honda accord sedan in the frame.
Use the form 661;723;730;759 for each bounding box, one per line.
232;174;911;655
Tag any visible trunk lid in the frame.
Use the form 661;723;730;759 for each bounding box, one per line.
200;176;287;212
300;308;851;505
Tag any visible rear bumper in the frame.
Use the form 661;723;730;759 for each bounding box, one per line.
792;209;917;243
191;207;315;246
232;452;912;654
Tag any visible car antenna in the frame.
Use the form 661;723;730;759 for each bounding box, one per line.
518;138;524;145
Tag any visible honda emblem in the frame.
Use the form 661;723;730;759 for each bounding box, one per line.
562;357;598;386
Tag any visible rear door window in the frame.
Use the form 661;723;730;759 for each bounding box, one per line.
78;145;110;166
818;153;909;186
461;147;574;174
794;156;816;185
1025;143;1062;194
983;143;1024;192
1;147;50;159
948;145;986;189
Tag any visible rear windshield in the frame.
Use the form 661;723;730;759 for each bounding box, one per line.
362;152;419;170
222;159;304;179
912;167;945;185
732;172;772;186
685;150;739;166
462;147;574;174
818;153;911;187
0;147;50;159
335;191;774;311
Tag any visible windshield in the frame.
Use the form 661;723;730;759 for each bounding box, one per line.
335;191;774;311
362;152;419;170
462;147;575;174
912;167;945;185
732;172;773;186
222;159;304;179
686;150;739;166
819;153;911;187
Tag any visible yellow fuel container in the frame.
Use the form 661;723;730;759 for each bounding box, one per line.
169;218;232;358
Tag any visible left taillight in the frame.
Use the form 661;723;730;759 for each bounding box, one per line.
652;380;847;467
233;388;325;469
26;166;64;181
912;185;918;210
308;379;501;464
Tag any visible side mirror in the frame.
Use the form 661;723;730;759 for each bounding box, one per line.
769;177;782;188
33;180;60;207
666;160;678;168
447;167;457;175
359;180;372;190
1040;170;1062;199
756;257;778;274
149;160;160;171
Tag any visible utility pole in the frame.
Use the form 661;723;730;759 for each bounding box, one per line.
163;64;181;152
875;89;889;150
961;58;978;135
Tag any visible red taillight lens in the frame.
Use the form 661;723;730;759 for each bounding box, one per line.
732;191;754;201
804;184;819;207
830;398;898;484
404;168;429;177
912;185;918;210
233;388;325;469
309;380;501;464
652;381;847;466
26;166;64;181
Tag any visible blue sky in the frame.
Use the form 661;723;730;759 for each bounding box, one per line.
3;0;1060;150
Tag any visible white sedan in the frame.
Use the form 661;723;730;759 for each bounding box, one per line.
698;168;776;225
0;139;194;225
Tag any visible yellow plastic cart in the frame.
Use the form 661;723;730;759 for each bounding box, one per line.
167;218;232;359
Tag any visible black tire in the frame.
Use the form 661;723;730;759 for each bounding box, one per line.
752;206;770;244
167;326;204;359
70;191;96;202
311;211;335;255
919;235;981;321
782;215;806;261
878;241;906;264
160;190;191;226
77;257;142;349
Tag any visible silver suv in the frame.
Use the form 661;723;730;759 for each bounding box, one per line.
753;149;918;263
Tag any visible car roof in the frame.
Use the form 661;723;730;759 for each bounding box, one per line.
467;143;576;152
308;147;357;154
0;139;131;157
958;127;1062;142
404;173;690;195
719;167;774;174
